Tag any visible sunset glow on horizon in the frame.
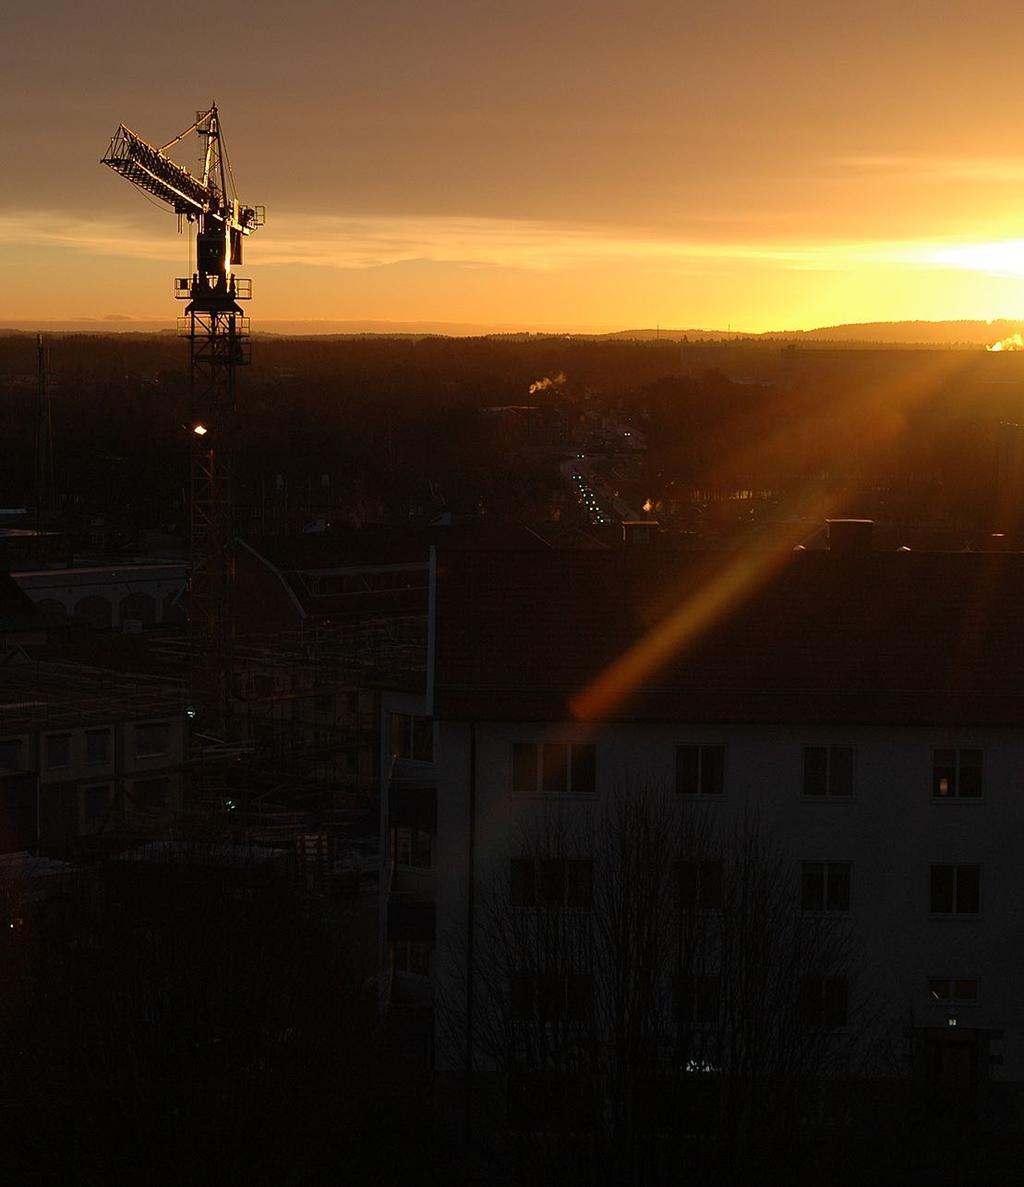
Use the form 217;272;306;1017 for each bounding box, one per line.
8;1;1024;333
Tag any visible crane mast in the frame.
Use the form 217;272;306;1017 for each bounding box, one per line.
102;106;264;740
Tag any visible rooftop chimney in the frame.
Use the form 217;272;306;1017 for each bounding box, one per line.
825;518;873;553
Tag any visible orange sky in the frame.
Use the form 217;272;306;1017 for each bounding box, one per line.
6;1;1024;332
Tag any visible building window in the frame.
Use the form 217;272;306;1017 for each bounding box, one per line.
509;972;593;1022
928;978;978;1003
390;826;432;869
930;864;980;914
134;723;170;758
0;739;22;770
81;783;112;833
390;713;433;762
511;743;596;795
390;940;432;977
675;973;721;1025
45;733;71;769
675;746;724;795
133;777;169;810
932;749;982;798
801;862;851;911
85;729;110;764
799;976;849;1027
510;858;593;908
803;746;853;796
677;860;723;910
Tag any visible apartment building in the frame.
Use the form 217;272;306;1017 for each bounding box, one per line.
0;657;186;852
382;536;1024;1124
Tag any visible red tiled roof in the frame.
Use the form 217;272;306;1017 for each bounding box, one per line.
433;548;1024;725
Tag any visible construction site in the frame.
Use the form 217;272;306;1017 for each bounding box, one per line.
0;105;428;903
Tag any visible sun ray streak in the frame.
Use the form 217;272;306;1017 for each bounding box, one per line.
571;357;960;721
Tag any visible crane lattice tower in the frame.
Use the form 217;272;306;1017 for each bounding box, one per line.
102;106;263;738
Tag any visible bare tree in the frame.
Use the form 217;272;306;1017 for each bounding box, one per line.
443;782;869;1184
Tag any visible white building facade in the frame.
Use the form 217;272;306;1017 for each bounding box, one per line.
382;541;1024;1127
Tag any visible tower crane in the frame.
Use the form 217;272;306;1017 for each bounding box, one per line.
102;106;264;739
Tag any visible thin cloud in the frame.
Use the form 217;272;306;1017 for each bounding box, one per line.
3;207;1024;281
835;154;1024;183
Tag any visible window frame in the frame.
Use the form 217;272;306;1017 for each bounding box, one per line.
85;728;111;765
510;742;597;796
389;713;433;763
390;939;433;977
390;825;432;870
134;722;170;759
929;863;981;915
799;975;849;1028
927;977;979;1005
0;738;23;771
931;748;983;800
80;782;113;833
132;776;170;810
675;744;726;796
44;732;72;770
802;745;854;798
677;859;723;911
800;861;852;912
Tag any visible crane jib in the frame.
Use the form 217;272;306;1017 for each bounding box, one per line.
101;123;261;234
102;124;212;214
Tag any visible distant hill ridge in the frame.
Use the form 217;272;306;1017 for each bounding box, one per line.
609;321;1024;346
2;318;1023;345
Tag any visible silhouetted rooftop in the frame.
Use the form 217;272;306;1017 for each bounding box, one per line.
432;548;1024;725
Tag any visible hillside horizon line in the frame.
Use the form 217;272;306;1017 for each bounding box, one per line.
1;317;1022;346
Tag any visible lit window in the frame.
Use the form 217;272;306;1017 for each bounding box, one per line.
930;864;980;914
511;743;596;794
675;746;724;795
803;746;853;796
932;749;982;798
801;862;851;911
